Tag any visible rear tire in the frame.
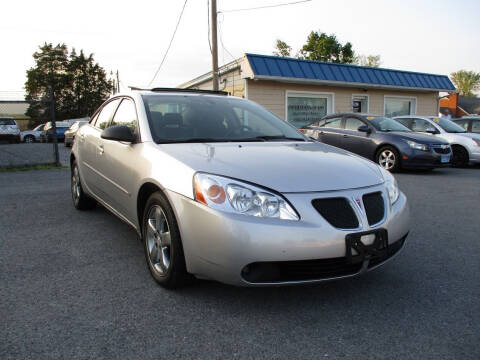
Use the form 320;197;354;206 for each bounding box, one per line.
142;191;190;289
71;160;96;210
451;145;469;167
376;146;400;172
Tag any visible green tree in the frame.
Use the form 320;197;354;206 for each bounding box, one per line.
25;43;113;125
450;70;480;97
355;54;381;68
273;39;292;57
299;31;355;64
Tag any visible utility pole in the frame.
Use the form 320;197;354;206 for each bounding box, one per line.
116;70;120;93
49;86;60;166
211;0;219;91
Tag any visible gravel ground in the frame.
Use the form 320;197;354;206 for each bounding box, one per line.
0;142;70;167
0;167;479;359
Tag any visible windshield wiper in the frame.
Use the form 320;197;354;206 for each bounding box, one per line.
156;137;229;144
246;135;306;142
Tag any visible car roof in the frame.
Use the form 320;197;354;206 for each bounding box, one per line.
126;87;229;97
324;112;383;118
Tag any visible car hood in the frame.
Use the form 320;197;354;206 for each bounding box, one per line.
385;131;447;144
157;142;384;193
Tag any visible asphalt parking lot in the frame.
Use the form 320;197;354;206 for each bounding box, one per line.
1;167;479;359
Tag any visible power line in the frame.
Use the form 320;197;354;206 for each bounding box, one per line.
207;0;212;54
218;0;311;13
148;0;189;87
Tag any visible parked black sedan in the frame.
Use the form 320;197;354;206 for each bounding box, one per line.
302;113;452;171
452;116;480;134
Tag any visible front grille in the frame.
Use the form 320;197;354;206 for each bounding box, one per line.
241;235;407;283
432;145;451;154
362;192;385;225
311;197;359;229
242;258;363;283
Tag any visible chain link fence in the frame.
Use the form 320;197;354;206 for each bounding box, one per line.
0;93;63;167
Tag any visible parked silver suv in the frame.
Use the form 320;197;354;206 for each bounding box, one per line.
0;117;20;143
71;89;409;288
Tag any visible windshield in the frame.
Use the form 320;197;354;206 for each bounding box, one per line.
33;124;44;131
0;118;16;126
367;116;411;132
142;95;306;143
429;117;466;133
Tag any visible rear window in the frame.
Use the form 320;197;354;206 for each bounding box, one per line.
0;118;16;125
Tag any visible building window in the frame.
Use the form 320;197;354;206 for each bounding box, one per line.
384;96;416;117
286;92;333;128
352;95;368;113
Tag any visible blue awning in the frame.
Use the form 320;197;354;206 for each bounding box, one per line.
246;54;455;91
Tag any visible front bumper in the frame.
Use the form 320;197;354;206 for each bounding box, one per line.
400;147;451;168
469;149;480;164
167;184;410;286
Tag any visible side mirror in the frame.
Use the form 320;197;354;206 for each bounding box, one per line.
101;125;135;143
358;125;371;133
425;128;438;134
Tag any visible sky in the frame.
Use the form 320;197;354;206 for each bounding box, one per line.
1;0;479;97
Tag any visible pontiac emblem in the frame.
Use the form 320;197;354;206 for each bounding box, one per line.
355;198;363;210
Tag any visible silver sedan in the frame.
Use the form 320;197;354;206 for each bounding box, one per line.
71;89;409;288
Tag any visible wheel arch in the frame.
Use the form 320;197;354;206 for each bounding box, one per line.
137;181;167;233
375;143;401;160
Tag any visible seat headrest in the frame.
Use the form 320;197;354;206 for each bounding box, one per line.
164;113;183;126
150;111;163;122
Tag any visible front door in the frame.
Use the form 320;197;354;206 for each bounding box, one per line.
80;98;122;202
341;116;373;158
98;98;140;222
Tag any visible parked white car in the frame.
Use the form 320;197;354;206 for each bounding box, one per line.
393;116;480;166
0;117;21;143
20;123;45;143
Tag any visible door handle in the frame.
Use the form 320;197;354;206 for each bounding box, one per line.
343;134;348;137
319;131;324;135
97;145;104;155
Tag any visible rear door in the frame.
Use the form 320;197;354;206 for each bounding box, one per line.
78;98;121;200
312;116;344;147
341;116;374;158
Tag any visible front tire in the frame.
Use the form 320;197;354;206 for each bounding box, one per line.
451;145;469;167
376;146;400;172
24;135;35;143
142;192;190;288
71;160;96;210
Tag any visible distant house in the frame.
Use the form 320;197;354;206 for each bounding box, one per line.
439;92;480;117
179;53;455;126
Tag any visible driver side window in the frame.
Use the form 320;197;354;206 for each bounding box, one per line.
344;117;365;131
411;119;432;132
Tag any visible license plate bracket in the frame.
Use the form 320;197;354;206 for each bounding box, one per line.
441;155;450;163
345;229;388;264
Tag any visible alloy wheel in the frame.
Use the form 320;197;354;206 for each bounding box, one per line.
379;150;396;170
72;165;81;204
146;205;172;275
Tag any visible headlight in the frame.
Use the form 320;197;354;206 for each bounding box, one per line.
193;173;299;220
406;140;429;151
471;138;480;147
380;167;399;204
